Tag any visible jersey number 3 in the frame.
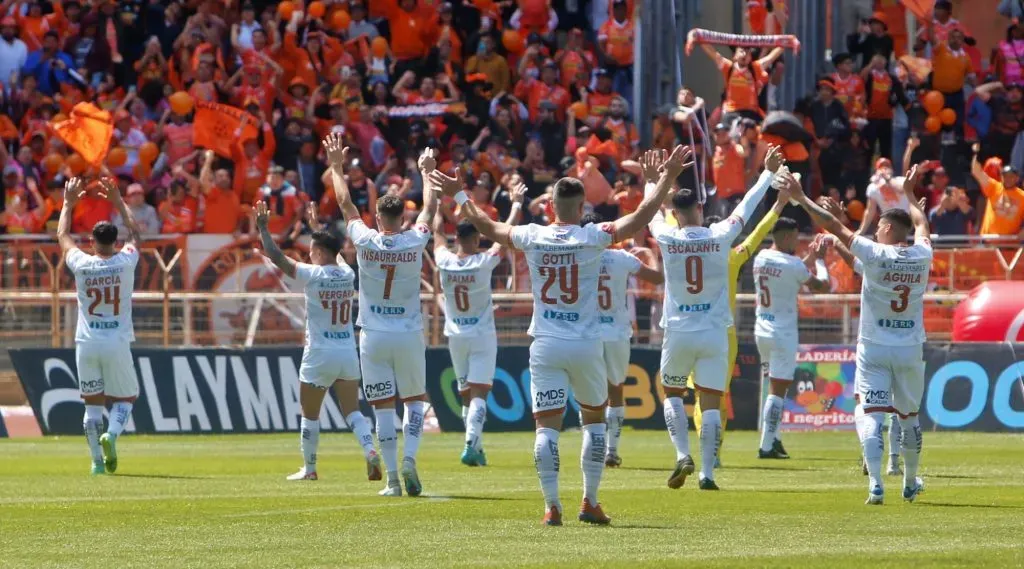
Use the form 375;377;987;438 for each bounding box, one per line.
891;284;910;313
86;286;121;316
539;265;579;305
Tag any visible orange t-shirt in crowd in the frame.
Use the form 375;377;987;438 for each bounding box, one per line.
72;195;113;233
457;201;498;221
931;41;973;94
235;84;276;118
201;189;243;233
188;80;219;103
605;118;638;162
160;197;198;233
598;18;634;66
588;91;615;118
3;210;40;233
556;49;594;88
379;0;433;60
232;124;277;205
713;143;746;198
163;123;194;166
514;78;570;122
263;187;303;234
719;60;766;114
518;0;551;33
866;70;894;120
980;180;1024;235
613;190;642;215
831;72;865;118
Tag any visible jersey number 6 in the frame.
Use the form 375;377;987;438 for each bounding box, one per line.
539;265;579;305
454;284;470;311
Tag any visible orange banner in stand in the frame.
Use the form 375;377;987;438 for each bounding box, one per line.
193;101;259;159
900;0;934;20
52;103;114;167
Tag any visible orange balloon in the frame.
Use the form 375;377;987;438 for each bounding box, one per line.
41;153;63;175
278;0;295;20
924;116;942;134
139;142;159;164
66;153;87;175
371;36;388;58
939;107;957;126
169;91;194;115
923;90;944;116
846;200;866;222
133;162;151;181
568;101;588;119
502;29;524;54
307;1;325;18
331;9;350;31
107;147;127;168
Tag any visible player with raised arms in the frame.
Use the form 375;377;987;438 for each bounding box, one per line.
652;145;786;491
324;133;439;497
254;200;380;482
752;189;832;460
430;145;692;526
577;211;664;468
786;167;931;505
57;177;141;475
433;177;527;467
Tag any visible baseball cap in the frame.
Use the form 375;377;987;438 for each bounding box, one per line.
1003;165;1020;176
126;183;144;196
714;122;729;132
874;157;893;171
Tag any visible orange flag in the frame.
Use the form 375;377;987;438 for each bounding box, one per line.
193;101;259;159
53;103;113;167
0;114;18;140
900;0;933;20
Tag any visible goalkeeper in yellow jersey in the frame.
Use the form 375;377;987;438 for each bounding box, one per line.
685;190;789;468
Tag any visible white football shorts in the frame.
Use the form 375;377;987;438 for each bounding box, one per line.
448;334;498;393
359;330;426;403
76;341;139;398
855;341;925;416
529;336;607;416
755;334;799;381
603;339;631;386
660;327;729;393
300;346;361;389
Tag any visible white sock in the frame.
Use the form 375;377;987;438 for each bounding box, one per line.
375;408;399;478
700;409;721;481
663;397;691;460
346;411;376;459
83;405;104;463
854;404;866;444
402;401;427;463
534;427;561;510
759;394;784;452
899;415;922;488
300;417;320;473
888;414;902;460
106;402;133;437
857;410;884;490
461;405;469;426
605;406;625;456
580;422;607;504
465;397;486;450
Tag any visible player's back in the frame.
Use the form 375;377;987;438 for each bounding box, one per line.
511;222;614;339
296;263;357;349
851;236;933;346
349;221;430;332
598;248;641;340
753;248;811;339
435;248;500;337
66;245;139;343
654;219;739;331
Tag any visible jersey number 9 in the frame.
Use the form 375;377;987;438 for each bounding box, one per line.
685;256;703;294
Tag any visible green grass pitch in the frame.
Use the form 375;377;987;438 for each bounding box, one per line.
2;431;1023;568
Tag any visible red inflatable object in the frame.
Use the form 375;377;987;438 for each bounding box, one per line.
952;282;1024;342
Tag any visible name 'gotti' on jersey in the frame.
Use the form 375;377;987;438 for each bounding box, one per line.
851;235;933;346
66;245;139;343
652;217;741;331
598;249;643;341
348;220;430;332
293;262;357;349
435;248;500;338
510;222;614;339
752;249;811;339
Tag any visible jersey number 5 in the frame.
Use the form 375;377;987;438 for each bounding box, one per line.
891;284;910;313
758;275;771;307
598;274;612;310
86;286;121;316
685;256;703;294
322;299;351;326
539;265;579;305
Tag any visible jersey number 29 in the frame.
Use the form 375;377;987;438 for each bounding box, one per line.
539;265;579;305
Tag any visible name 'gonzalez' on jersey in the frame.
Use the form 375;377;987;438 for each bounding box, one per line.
851;235;933;346
435;248;501;338
293;262;357;348
752;249;812;339
66;244;139;343
348;220;430;333
510;222;615;339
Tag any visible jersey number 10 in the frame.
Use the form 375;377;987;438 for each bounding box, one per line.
86;286;121;316
322;300;352;326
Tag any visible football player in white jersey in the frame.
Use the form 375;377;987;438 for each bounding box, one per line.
651;145;785;491
433;179;526;467
577;212;663;468
752;213;832;460
430;145;691;526
787;167;932;505
324;134;439;497
254;201;380;482
57;177;141;475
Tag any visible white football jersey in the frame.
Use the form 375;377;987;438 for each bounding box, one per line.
651;214;742;332
598;249;642;341
348;220;430;332
866;177;910;213
851;235;933;346
753;248;811;339
435;247;501;338
66;245;139;343
510;222;614;339
293;262;357;349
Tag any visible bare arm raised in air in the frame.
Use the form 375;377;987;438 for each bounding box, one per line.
57;177;85;253
416;148;439;228
255;200;297;278
99;177;140;248
323;133;361;225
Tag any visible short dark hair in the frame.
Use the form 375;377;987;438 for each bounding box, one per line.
92;221;118;245
703;215;722;227
579;212;604;227
455;220;479;240
880;208;913;232
671;188;700;211
377;193;404;219
552;177;585;201
311;230;342;256
773;217;800;234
